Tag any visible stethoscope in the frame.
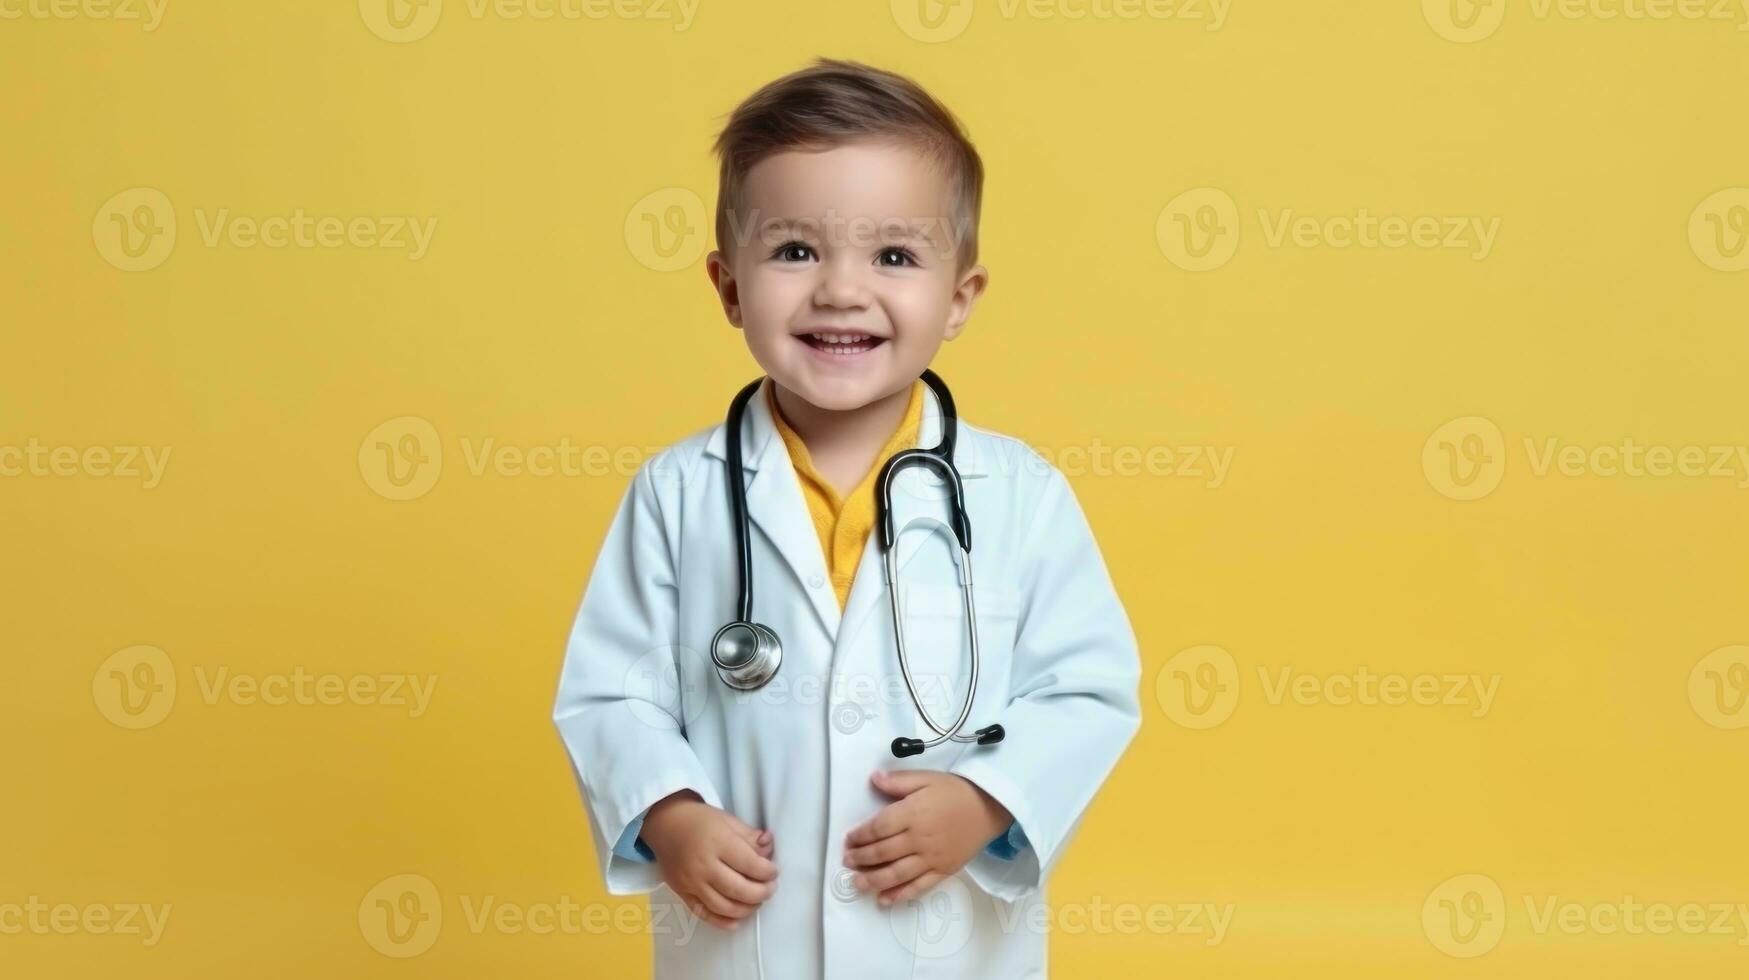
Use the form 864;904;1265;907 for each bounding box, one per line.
709;369;1006;759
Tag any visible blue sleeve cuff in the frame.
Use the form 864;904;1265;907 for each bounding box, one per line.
613;810;656;863
982;821;1029;861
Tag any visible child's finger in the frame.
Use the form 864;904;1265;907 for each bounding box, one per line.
853;855;927;895
844;803;908;847
880;871;946;907
679;891;740;931
844;831;915;869
870;769;936;799
711;861;776;906
723;837;780;883
694;880;757;920
755;829;775;858
724;813;763;845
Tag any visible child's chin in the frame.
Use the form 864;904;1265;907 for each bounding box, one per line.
784;372;897;413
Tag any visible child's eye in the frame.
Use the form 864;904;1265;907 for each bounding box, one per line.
876;247;919;268
771;241;815;262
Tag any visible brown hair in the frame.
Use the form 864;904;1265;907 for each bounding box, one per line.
711;58;984;272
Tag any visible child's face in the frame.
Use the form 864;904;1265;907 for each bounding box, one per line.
706;140;988;413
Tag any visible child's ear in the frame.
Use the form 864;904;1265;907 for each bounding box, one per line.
705;250;743;328
942;263;989;342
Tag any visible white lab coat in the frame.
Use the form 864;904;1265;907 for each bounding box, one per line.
552;377;1141;980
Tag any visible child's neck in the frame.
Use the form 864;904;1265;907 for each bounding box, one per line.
771;381;913;498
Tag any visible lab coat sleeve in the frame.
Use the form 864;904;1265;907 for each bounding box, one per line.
983;821;1030;861
950;465;1142;902
553;459;722;895
613;811;656;862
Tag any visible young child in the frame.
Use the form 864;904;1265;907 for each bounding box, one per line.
553;58;1141;980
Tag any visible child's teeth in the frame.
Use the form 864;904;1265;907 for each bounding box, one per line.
806;332;878;355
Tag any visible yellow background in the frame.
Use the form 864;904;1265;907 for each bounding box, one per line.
3;0;1747;977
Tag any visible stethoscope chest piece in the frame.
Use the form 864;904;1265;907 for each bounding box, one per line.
711;620;781;690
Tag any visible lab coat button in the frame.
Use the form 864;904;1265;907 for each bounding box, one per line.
807;572;826;589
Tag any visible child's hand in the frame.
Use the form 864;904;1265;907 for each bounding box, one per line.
640;790;778;930
842;770;1013;906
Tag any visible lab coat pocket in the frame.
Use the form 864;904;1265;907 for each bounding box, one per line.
898;583;1021;732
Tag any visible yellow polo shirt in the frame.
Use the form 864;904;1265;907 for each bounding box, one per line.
766;379;925;610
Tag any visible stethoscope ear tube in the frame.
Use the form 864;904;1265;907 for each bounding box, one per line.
711;379;783;691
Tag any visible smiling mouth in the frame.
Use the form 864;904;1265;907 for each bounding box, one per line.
798;332;887;356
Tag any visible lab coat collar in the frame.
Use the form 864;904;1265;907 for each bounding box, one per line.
702;376;991;640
